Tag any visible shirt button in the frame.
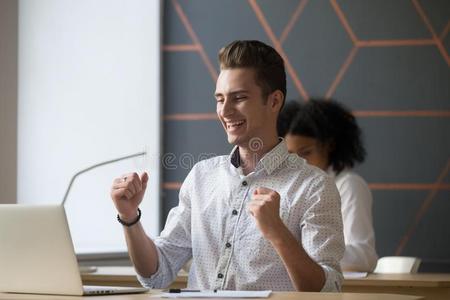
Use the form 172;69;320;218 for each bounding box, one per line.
232;209;238;215
218;273;224;279
242;181;248;186
225;242;231;248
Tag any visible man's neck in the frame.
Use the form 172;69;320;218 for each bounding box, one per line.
238;136;280;175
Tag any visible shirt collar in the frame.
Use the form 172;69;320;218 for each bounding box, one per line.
229;139;290;175
327;166;336;178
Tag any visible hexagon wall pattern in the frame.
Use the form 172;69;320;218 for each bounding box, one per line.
161;0;450;272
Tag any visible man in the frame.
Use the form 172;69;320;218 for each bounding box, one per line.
111;40;344;292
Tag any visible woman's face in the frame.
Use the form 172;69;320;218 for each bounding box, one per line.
285;134;330;171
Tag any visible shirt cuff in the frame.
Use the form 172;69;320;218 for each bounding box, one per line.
319;264;343;292
136;246;168;288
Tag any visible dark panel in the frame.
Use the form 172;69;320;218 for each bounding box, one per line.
163;0;192;44
286;73;303;102
163;0;450;270
419;260;450;273
177;0;270;69
257;0;303;38
163;119;230;183
444;34;450;56
356;117;450;183
161;189;180;229
337;0;430;40
372;190;425;256
402;191;450;258
283;0;353;96
418;0;450;34
334;46;450;110
163;51;216;114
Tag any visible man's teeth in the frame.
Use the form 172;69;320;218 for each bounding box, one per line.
227;121;245;128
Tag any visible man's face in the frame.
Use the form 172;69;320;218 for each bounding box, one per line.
285;134;330;171
215;68;275;148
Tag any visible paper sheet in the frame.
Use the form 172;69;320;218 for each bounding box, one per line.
156;290;272;298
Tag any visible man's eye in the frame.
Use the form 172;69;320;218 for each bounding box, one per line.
216;98;224;103
235;95;246;100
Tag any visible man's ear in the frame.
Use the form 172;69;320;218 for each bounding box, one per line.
268;90;284;113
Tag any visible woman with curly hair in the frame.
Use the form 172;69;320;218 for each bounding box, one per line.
278;99;378;272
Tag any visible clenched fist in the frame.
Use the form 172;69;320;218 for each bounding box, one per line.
111;172;148;222
247;187;285;241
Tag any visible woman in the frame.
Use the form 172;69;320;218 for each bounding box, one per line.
278;99;378;272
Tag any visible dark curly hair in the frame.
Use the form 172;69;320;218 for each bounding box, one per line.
277;99;366;174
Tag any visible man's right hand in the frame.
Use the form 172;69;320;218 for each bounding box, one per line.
111;172;148;222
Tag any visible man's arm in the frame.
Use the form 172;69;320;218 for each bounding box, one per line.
269;222;325;291
121;219;159;277
111;172;158;277
248;187;325;291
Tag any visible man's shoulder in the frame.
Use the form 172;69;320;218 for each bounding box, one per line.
283;153;328;180
180;155;229;191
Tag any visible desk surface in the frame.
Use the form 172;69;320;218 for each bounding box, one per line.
82;267;450;287
81;267;450;300
344;273;450;287
0;291;424;300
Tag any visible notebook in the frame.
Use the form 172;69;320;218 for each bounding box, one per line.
0;204;149;296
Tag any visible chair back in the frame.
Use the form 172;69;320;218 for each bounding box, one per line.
374;256;421;274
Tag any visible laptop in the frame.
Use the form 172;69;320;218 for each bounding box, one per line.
0;204;149;296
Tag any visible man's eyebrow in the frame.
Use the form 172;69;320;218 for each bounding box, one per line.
214;89;249;97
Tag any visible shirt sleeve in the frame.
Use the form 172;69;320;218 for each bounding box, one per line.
300;173;345;292
338;172;378;272
137;166;195;288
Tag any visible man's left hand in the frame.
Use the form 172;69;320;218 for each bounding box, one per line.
247;187;286;241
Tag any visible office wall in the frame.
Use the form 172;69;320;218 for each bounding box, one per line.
0;0;18;205
162;0;450;272
18;0;161;255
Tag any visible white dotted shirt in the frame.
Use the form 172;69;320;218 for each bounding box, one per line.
328;168;378;272
138;141;345;291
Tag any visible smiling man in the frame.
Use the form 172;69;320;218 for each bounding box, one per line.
110;40;344;292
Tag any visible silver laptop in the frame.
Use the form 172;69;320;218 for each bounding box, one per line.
0;204;149;296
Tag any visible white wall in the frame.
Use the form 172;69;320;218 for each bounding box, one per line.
18;0;161;254
0;0;18;205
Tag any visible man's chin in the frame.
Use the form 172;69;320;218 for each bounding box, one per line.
227;134;247;147
227;134;239;145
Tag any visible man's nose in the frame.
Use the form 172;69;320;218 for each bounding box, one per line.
221;99;235;117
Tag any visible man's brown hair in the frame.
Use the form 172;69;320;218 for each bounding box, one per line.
218;40;286;103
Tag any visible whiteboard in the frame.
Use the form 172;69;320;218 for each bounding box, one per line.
17;0;161;254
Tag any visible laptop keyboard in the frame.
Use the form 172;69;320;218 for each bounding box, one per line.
83;286;117;295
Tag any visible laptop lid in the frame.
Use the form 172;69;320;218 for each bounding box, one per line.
0;204;149;296
0;204;85;295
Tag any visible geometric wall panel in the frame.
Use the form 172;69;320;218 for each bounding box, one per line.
257;0;306;39
335;47;450;110
164;52;216;114
338;0;431;40
176;0;270;70
163;0;450;271
418;0;450;35
357;117;450;183
284;0;353;97
372;190;425;256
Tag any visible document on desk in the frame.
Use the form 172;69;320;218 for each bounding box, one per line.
157;290;272;298
343;271;368;279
